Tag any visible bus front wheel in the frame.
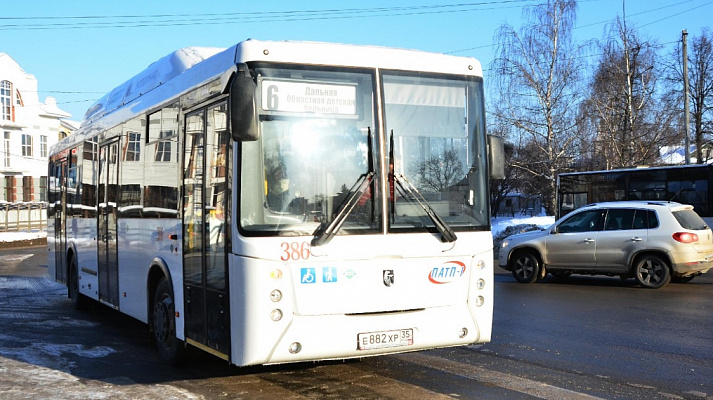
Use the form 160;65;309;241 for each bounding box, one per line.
152;278;186;365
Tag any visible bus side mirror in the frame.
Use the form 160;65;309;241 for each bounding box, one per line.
230;63;259;142
487;134;505;179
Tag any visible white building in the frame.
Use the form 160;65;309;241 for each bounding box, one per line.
0;53;77;202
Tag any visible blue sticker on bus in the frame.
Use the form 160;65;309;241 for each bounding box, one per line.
300;268;316;284
322;267;338;283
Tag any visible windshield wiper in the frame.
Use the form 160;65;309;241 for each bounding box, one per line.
392;173;457;243
311;127;375;247
311;172;374;247
389;130;457;243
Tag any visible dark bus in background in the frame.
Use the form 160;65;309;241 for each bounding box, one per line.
556;164;713;224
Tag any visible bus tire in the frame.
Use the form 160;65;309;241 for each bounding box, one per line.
510;250;540;283
68;256;89;310
152;277;187;365
633;254;670;289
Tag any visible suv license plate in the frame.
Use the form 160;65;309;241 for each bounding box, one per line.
357;329;413;350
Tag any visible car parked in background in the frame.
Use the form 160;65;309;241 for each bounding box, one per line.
498;201;713;288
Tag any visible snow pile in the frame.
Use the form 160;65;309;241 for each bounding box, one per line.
491;214;555;237
0;231;46;243
491;213;555;258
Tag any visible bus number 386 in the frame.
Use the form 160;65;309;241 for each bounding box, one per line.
280;241;311;261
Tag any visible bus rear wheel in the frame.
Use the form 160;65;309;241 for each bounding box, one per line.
152;278;187;365
68;256;89;310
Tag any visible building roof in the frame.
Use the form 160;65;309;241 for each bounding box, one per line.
38;97;71;119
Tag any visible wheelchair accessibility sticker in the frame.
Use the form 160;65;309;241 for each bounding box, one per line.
301;268;316;284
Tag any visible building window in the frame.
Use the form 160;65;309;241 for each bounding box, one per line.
1;81;11;121
125;131;141;161
21;134;33;157
5;176;15;202
40;135;48;158
22;176;33;202
3;131;9;168
39;176;47;202
15;90;23;106
83;139;97;161
155;131;172;162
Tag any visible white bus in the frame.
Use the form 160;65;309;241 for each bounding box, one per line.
47;39;504;366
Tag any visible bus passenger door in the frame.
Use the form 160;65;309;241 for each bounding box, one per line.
97;141;120;307
52;159;68;284
182;104;230;359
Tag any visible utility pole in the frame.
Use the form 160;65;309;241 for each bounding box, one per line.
683;29;691;164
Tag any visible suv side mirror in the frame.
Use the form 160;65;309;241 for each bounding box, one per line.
229;63;259;142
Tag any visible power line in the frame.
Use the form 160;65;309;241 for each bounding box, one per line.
574;0;704;30
447;0;712;55
639;0;713;28
0;1;539;31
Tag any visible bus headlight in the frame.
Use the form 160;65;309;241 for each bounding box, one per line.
476;259;486;270
477;279;485;290
475;296;485;307
270;289;282;302
289;342;302;354
270;309;283;321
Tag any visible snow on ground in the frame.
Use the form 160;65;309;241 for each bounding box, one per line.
0;230;46;243
491;213;555;236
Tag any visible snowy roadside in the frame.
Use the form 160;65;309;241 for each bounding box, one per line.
0;230;47;249
0;213;557;249
491;214;554;237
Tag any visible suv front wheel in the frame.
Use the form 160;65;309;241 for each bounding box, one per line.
510;250;541;283
633;254;671;289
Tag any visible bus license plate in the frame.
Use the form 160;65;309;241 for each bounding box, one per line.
357;329;413;350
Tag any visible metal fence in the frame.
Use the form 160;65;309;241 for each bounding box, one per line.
0;202;47;232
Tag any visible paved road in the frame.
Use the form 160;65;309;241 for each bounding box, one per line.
0;247;711;399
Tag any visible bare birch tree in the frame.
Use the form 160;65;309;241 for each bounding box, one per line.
583;17;679;169
667;28;713;163
491;0;585;214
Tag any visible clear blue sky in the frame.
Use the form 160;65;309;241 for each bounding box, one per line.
3;0;712;121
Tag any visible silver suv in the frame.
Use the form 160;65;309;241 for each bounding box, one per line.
498;201;713;288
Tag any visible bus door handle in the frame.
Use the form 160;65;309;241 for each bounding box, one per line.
584;238;595;244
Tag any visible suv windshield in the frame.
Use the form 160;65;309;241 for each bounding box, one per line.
240;65;380;236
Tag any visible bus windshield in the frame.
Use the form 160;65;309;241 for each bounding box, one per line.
383;72;489;232
240;66;380;236
239;66;489;236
